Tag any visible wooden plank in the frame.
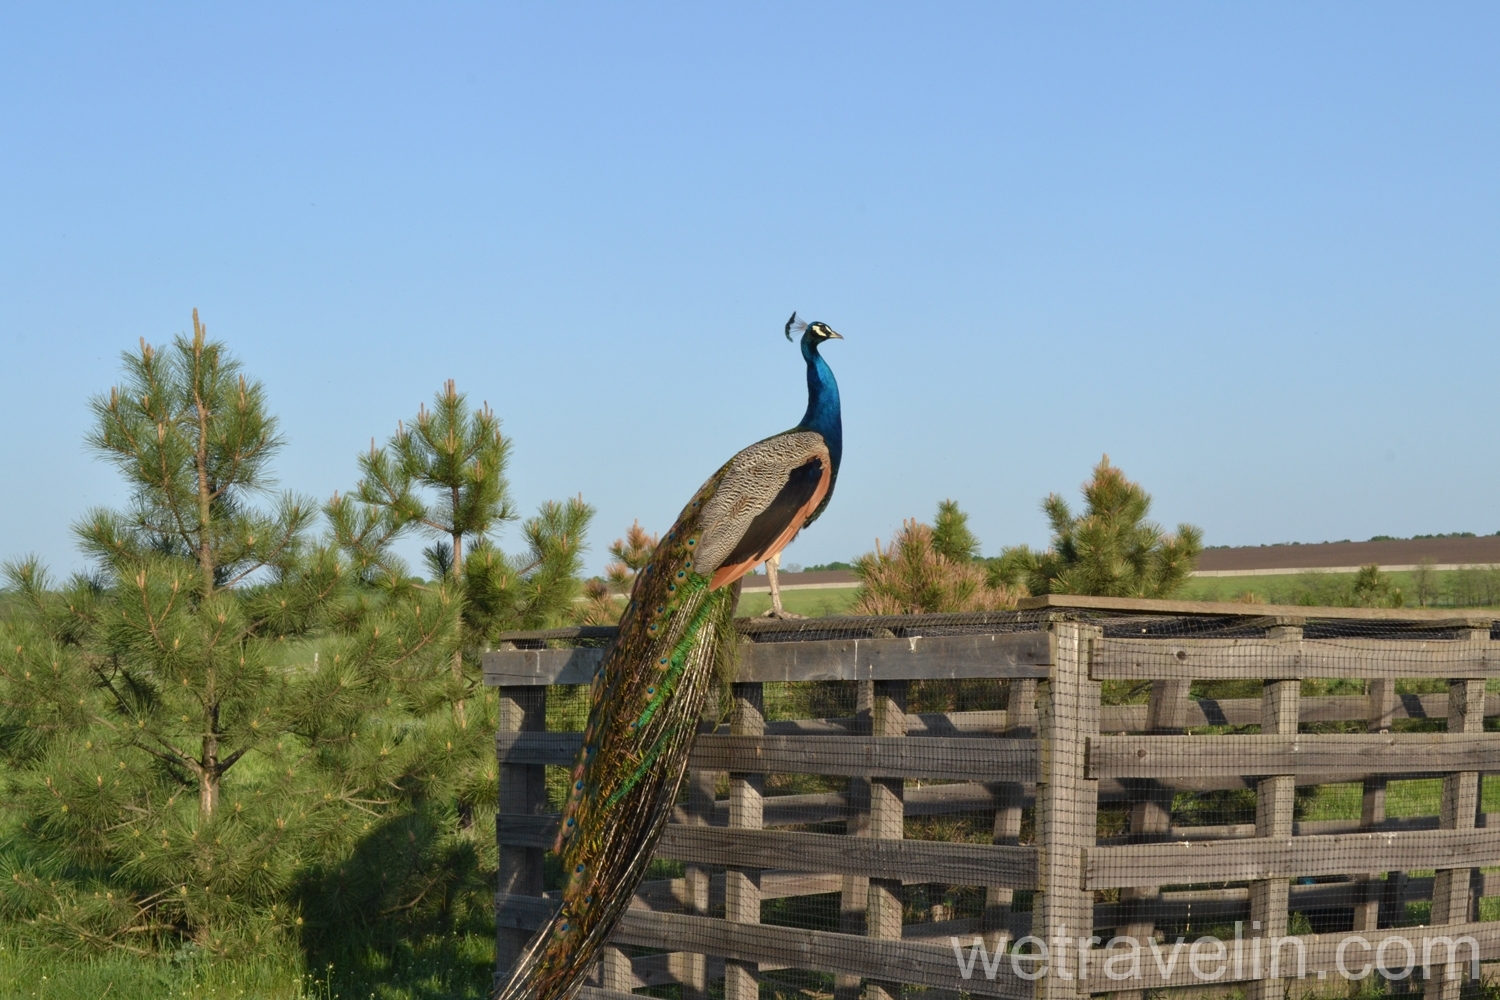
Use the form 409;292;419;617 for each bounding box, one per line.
692;734;1039;780
1086;826;1500;889
728;709;1011;737
1354;678;1397;932
1092;635;1500;679
1035;622;1101;999
658;826;1038;889
1095;877;1423;927
1248;656;1298;1000
1088;732;1500;780
609;908;1029;1000
675;777;1493;831
984;677;1036;947
1118;676;1191;999
494;685;547;983
498;731;1040;781
836;681;874;1000
1099;692;1500;731
1092;812;1500;845
497;819;1036;887
866;679;907;1000
634;872;846;912
681;744;715;1000
483;631;1053;686
1093;872;1500;928
725;681;764;1000
1435;650;1488;1000
1020;592;1497;623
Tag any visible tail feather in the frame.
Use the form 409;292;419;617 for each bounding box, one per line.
494;488;738;1000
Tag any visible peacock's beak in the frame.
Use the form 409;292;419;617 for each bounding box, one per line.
825;329;844;340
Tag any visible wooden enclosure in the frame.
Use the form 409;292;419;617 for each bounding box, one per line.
485;596;1500;999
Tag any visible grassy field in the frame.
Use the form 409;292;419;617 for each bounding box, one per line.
1180;565;1500;607
736;586;860;617
0;931;497;1000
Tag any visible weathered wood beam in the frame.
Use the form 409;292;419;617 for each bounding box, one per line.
1092;635;1499;679
1087;825;1500;889
484;631;1052;686
1089;731;1500;780
499;730;1040;781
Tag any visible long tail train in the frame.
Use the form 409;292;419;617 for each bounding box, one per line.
493;489;738;1000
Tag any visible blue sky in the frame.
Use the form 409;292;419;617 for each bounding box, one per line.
2;5;1498;577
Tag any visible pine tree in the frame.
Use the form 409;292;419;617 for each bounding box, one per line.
0;313;459;954
1350;563;1404;608
852;503;1022;615
931;499;981;563
605;520;659;589
325;380;595;644
993;455;1203;598
325;381;594;839
575;520;659;625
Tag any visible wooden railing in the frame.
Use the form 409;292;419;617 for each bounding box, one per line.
486;598;1500;999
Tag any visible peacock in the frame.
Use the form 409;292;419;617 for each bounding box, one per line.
493;313;844;1000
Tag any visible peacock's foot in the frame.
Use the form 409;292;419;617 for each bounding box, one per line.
760;608;808;619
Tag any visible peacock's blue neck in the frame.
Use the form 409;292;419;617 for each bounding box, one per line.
796;336;842;474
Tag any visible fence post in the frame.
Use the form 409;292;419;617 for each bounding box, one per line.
866;679;910;1000
680;757;717;1000
1036;621;1101;1000
495;683;548;986
1431;629;1487;1000
1249;625;1301;1000
836;681;875;1000
1354;678;1397;932
725;681;765;1000
986;676;1039;946
1118;676;1190;985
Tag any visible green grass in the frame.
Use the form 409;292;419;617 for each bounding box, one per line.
0;930;498;1000
1180;566;1500;607
736;586;859;618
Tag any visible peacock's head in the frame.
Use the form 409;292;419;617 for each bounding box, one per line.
784;312;843;344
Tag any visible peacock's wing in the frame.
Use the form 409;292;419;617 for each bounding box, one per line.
696;430;834;589
494;431;834;1000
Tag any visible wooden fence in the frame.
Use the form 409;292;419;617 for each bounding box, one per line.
485;596;1500;999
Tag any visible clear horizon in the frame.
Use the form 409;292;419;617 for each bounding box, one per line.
3;5;1498;579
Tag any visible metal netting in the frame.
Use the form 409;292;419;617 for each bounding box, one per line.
492;605;1500;1000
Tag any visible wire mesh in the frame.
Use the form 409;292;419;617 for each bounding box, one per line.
492;607;1500;999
